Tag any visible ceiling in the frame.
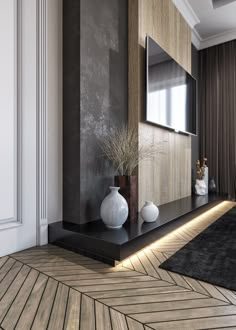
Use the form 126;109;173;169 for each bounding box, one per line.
172;0;236;49
212;0;236;9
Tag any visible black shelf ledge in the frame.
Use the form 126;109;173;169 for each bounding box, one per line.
49;194;227;266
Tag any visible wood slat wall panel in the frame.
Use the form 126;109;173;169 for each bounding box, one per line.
128;0;192;209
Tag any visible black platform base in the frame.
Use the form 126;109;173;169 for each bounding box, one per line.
49;194;226;266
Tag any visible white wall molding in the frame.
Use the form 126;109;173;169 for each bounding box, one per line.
0;0;22;226
16;0;23;224
192;25;236;50
197;28;236;50
172;0;200;29
212;0;236;9
47;0;63;225
192;28;201;50
37;0;48;245
172;0;236;50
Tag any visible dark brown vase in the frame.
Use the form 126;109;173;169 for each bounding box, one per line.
114;176;138;224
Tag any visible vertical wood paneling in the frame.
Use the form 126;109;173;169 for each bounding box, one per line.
128;0;192;209
128;0;139;128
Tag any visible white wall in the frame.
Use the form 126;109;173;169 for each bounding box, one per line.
47;0;63;223
0;0;16;221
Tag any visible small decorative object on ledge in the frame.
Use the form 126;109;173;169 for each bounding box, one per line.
203;158;208;194
99;125;162;223
209;177;217;193
100;187;128;229
195;157;208;196
141;201;159;222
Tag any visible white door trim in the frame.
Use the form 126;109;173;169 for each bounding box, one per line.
37;0;48;246
16;0;23;226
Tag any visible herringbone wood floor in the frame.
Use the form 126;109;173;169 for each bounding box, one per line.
0;201;235;329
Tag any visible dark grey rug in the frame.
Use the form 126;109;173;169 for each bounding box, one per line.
159;206;236;291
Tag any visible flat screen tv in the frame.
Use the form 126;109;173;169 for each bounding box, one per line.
146;35;196;135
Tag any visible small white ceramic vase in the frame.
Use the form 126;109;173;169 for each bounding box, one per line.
195;179;207;196
141;201;159;222
100;187;128;229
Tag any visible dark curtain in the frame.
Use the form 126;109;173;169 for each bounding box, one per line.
199;40;236;199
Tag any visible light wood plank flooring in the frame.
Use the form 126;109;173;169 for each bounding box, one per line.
0;201;235;329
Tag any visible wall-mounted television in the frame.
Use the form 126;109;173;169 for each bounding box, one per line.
146;35;196;135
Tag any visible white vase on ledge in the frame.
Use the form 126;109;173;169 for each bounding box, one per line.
100;187;128;229
195;179;208;196
141;201;159;222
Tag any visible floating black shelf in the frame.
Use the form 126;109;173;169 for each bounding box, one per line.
49;194;227;265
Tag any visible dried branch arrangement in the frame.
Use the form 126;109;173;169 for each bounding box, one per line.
99;126;163;176
196;157;207;180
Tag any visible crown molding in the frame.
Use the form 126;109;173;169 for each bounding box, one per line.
212;0;236;9
198;28;236;49
172;0;200;29
172;0;236;50
192;29;202;49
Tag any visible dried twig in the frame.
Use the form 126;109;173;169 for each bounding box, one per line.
196;157;207;180
99;126;164;176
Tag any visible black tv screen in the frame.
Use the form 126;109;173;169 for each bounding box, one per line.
146;36;196;135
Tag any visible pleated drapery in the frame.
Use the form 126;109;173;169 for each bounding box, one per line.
199;40;236;199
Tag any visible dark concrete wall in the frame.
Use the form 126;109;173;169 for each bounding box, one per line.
63;0;81;223
80;0;128;224
63;0;128;224
191;44;199;187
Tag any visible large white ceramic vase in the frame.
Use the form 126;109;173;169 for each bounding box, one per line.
100;187;128;229
141;201;159;222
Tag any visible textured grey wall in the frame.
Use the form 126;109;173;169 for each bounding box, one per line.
80;0;128;223
63;0;128;224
